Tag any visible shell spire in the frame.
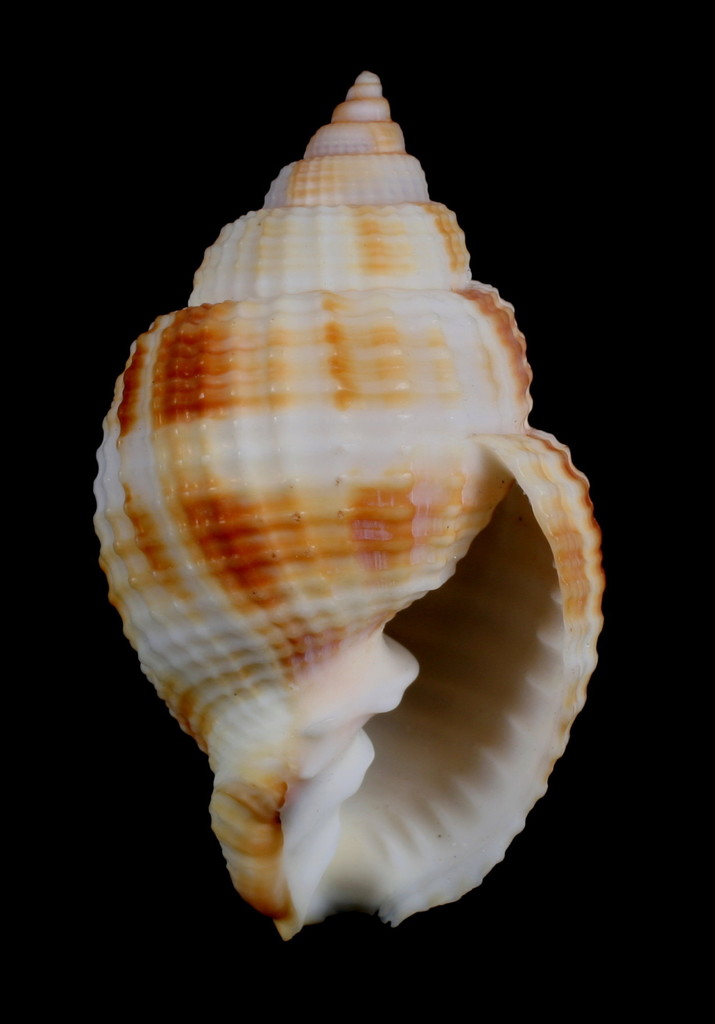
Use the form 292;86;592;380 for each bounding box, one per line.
329;70;393;124
303;71;407;158
190;72;467;305
263;71;429;208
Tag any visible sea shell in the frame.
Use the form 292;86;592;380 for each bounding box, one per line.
94;71;603;938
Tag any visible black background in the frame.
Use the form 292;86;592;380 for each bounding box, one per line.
51;18;656;1004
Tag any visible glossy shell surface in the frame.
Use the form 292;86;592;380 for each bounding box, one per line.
94;72;603;938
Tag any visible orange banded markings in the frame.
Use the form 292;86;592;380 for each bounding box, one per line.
152;304;269;426
324;317;409;410
555;528;590;620
357;212;413;278
410;473;470;544
321;293;350;314
117;331;152;438
119;486;191;599
430;205;469;277
283;624;351;667
346;480;416;570
525;433;602;626
459;285;533;405
181;494;289;610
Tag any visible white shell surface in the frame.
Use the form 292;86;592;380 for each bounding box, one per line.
94;71;603;939
189;204;469;301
